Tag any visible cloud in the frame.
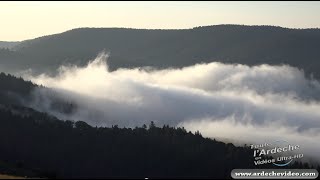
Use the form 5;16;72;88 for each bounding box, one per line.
23;52;320;163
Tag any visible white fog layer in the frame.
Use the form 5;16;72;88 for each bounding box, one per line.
23;52;320;162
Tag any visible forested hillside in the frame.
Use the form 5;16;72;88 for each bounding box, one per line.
1;25;320;78
1;108;318;179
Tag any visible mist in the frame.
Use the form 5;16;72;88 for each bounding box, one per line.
23;52;320;163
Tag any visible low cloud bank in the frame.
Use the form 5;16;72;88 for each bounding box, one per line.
23;52;320;162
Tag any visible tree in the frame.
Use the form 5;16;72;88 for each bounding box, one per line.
142;124;147;129
75;121;91;130
149;121;156;129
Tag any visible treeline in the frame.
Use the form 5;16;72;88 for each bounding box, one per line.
0;106;319;179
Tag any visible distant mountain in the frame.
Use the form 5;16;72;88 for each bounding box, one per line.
1;25;320;78
0;41;20;49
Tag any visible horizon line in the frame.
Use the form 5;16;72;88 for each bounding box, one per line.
3;24;320;42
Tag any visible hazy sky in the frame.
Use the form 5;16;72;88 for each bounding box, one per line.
1;1;320;41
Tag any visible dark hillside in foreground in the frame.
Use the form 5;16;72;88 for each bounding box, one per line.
1;107;317;179
1;25;320;78
0;104;251;178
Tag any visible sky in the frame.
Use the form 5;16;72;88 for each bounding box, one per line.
1;1;320;41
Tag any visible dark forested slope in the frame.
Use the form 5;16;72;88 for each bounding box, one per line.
0;72;37;105
1;108;317;179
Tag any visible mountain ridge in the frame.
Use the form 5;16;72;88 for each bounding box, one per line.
1;24;320;79
11;24;320;43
